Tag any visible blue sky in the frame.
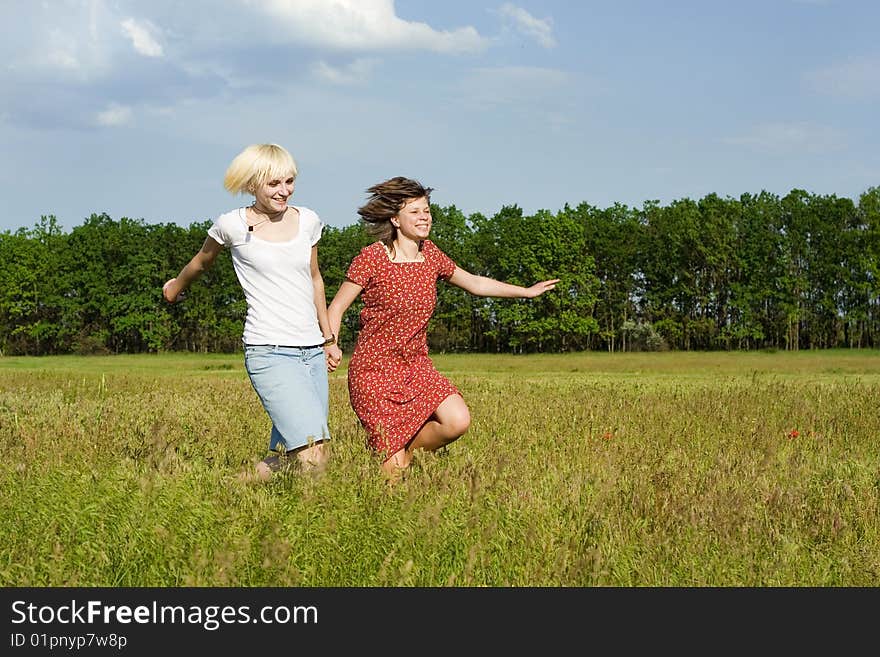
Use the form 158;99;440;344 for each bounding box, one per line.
1;0;878;234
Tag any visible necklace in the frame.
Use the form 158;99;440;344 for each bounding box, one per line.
248;204;286;232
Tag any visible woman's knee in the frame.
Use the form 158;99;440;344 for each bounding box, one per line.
454;409;471;436
440;399;471;437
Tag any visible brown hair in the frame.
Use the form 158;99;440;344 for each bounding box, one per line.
357;176;433;245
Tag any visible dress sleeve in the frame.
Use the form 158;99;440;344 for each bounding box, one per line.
427;241;457;280
346;245;374;287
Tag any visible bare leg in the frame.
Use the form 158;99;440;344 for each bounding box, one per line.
380;394;470;476
409;394;471;452
380;449;410;480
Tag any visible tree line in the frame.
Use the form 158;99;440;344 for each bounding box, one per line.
2;186;879;356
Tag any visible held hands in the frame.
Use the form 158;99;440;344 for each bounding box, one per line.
524;278;561;298
162;278;185;303
325;344;343;372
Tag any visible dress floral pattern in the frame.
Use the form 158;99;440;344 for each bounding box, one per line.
346;240;460;458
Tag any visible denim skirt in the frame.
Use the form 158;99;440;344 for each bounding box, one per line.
244;345;330;452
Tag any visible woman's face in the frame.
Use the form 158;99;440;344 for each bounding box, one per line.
253;174;295;213
393;196;432;240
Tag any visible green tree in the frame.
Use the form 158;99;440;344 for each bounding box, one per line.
731;192;785;349
854;187;880;346
564;202;642;351
0;216;65;354
477;205;598;352
640;198;702;349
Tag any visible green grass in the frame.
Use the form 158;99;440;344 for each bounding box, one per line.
1;350;879;586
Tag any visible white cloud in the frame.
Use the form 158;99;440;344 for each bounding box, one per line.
498;3;556;48
249;0;488;53
96;102;133;126
311;58;377;85
120;17;164;57
723;122;846;154
805;55;880;100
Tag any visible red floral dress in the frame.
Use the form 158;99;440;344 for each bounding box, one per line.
345;240;460;459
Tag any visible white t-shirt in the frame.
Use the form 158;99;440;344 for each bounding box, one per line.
207;206;325;346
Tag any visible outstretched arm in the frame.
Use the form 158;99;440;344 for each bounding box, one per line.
326;280;364;371
162;237;224;303
447;266;560;298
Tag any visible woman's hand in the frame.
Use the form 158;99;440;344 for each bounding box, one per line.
325;344;343;372
524;278;561;298
162;278;185;303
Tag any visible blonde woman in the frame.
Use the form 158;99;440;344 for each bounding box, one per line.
163;143;342;480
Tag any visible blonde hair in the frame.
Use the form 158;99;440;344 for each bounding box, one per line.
223;143;298;195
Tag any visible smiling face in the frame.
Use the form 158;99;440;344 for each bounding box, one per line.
253;175;295;213
392;196;432;240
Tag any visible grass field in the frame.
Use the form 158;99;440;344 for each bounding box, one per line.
1;350;878;586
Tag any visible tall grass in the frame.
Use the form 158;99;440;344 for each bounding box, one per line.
1;351;878;586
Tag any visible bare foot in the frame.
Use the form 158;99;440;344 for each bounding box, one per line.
382;465;407;487
238;454;288;483
381;449;411;486
297;443;330;476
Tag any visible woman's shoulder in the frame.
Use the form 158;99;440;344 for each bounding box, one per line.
360;241;385;256
349;241;386;266
422;239;447;256
422;240;456;276
208;208;245;243
292;205;321;227
214;207;244;225
346;241;385;281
